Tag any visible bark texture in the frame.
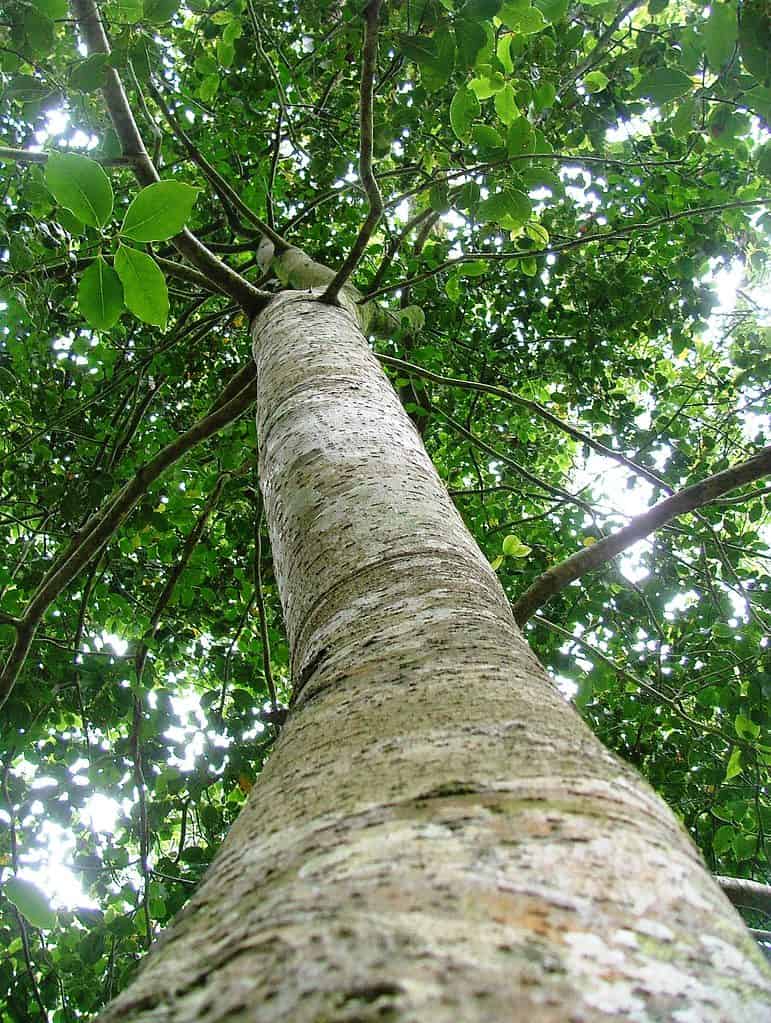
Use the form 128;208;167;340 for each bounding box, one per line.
97;292;771;1022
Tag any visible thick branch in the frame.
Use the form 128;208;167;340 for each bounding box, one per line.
0;380;257;710
321;0;383;304
717;877;771;917
512;445;771;627
69;0;266;315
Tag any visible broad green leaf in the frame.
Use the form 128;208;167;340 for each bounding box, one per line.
111;0;143;21
635;67;692;106
78;257;124;330
670;97;695;139
725;747;743;781
223;19;243;45
69;53;109;92
584;71;609;94
499;2;547;34
143;0;178;23
496;34;514;74
520;256;538;277
735;714;760;740
494;83;519;125
199;74;220;103
455;19;487;69
457;259;489;278
712;823;734;853
32;0;67;17
507;116;535;156
121;181;199;242
502;534;532;557
45;152;114;228
450;85;480;141
469;73;506;100
534;0;568;21
702;3;737;69
533;80;556;111
3;877;57;929
758;142;771;179
460;0;502;15
217;39;235;68
525;220;549;246
445;272;463;302
738;5;771;82
478;187;530;227
114;245;169;326
472;124;504;150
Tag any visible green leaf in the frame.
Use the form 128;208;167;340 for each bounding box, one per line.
455;19;488;69
111;0;143;21
499;2;547;34
199;74;220;103
114;245;169;327
712;823;734;854
45;152;114;228
143;0;178;23
735;714;760;740
506;116;535;156
534;0;568;21
450;85;480;142
670;97;695;139
725;746;743;781
478;187;530;227
445;272;463;302
456;259;489;277
702;3;737;69
471;124;504;150
217;39;235;68
121;181;199;242
496;34;514;74
69;53;109;92
78;257;124;330
520;256;538;276
739;5;771;82
32;0;67;18
634;67;692;106
583;70;609;94
525;220;549;246
758;142;771;179
502;534;532;557
533;80;556;111
469;73;506;100
494;83;519;125
3;877;57;929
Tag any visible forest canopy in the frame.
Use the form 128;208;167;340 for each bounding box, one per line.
0;0;770;1018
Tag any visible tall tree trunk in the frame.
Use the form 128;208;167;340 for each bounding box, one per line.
98;292;771;1021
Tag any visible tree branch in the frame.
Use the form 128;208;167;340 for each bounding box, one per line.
512;445;771;627
321;0;383;304
717;876;771;917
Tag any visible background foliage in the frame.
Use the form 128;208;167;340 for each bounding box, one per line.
1;0;770;1017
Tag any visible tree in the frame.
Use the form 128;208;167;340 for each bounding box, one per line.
1;0;771;1018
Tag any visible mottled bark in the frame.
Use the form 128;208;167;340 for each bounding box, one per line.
97;292;771;1022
